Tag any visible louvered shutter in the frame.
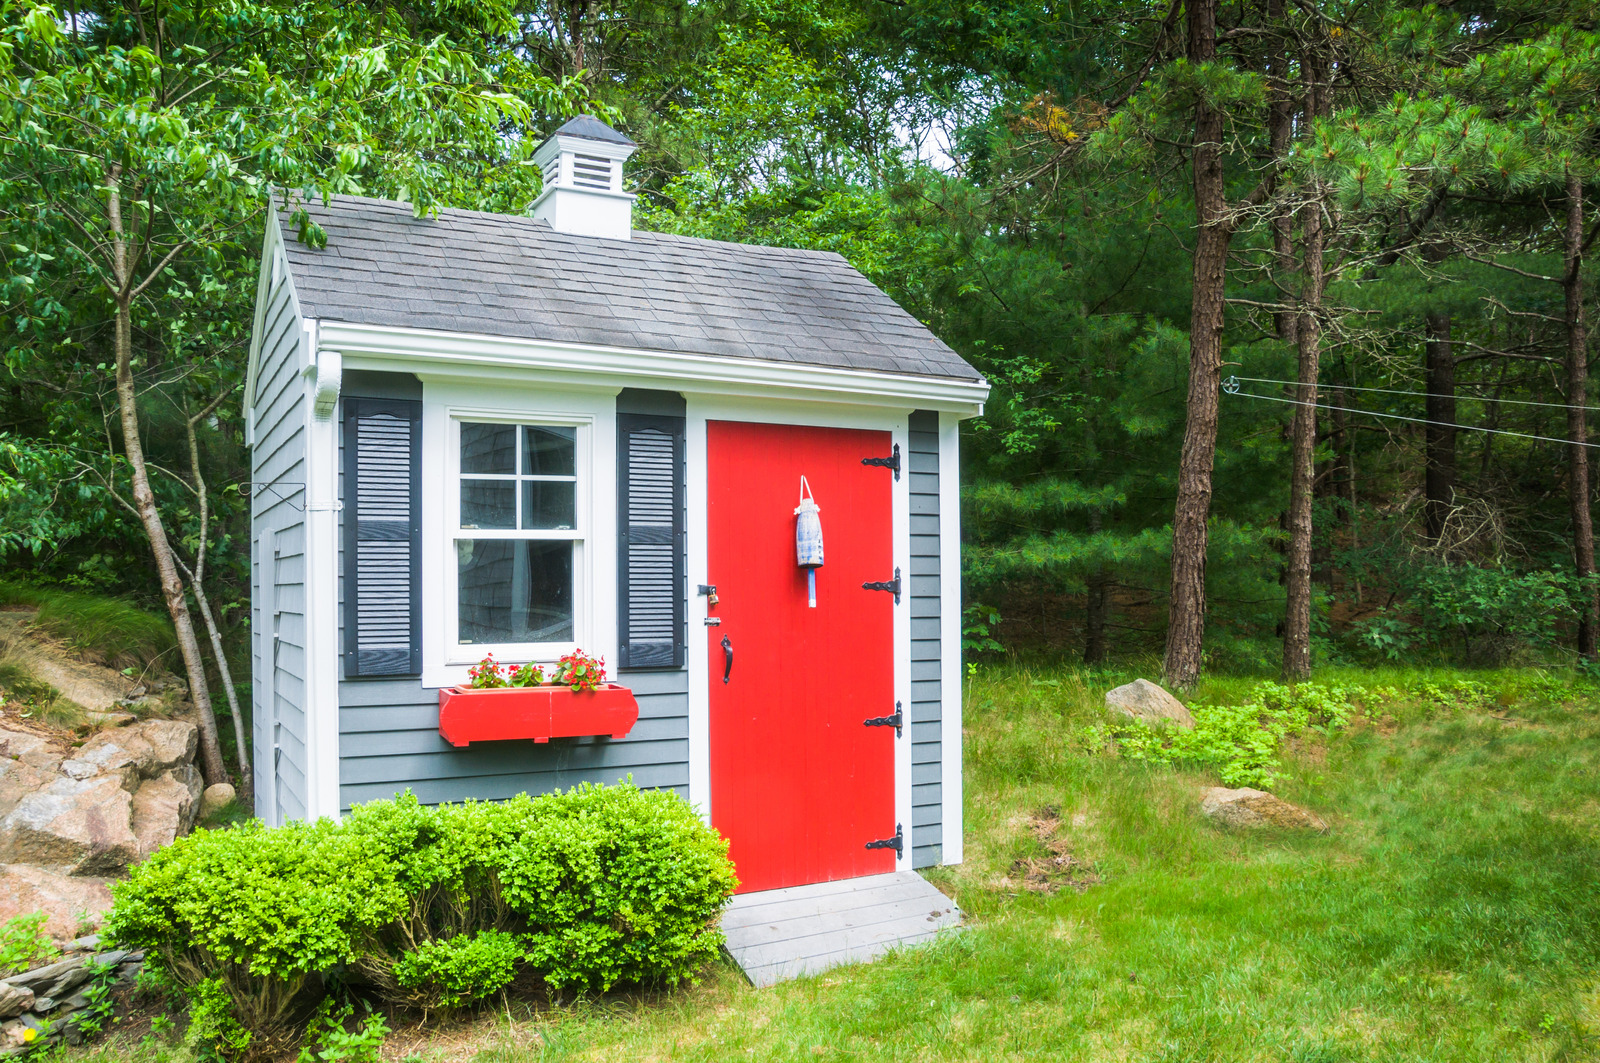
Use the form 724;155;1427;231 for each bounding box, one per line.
617;413;685;669
342;397;422;677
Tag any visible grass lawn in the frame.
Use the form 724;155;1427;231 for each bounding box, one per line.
70;664;1600;1062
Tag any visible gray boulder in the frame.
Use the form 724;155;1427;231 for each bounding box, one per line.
0;864;113;943
130;767;203;857
134;720;197;773
0;983;31;1020
0;729;48;761
1106;679;1195;729
59;731;154;790
1200;787;1328;832
199;782;236;819
0;776;138;875
0;760;50;820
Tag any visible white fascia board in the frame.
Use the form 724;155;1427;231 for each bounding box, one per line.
317;321;990;416
243;217;306;419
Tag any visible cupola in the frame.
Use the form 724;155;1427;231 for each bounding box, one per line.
529;116;638;240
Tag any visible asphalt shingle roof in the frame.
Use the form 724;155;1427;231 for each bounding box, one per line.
278;195;981;382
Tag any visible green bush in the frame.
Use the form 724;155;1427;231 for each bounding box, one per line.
108;783;736;1059
106;817;406;1060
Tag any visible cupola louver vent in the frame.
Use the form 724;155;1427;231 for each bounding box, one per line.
530;115;638;240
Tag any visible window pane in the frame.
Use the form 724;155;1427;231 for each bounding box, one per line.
457;539;574;644
524;425;576;476
461;422;515;475
460;480;515;529
522;481;576;530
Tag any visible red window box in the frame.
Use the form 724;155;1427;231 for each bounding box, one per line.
437;683;639;747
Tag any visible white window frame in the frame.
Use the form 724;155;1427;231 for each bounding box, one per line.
450;414;589;664
420;381;618;689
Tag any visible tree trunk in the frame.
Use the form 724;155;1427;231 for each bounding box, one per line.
1163;0;1228;691
106;175;228;786
182;409;253;803
1423;312;1456;544
1282;41;1330;681
1282;188;1324;681
1265;0;1296;347
1564;170;1596;661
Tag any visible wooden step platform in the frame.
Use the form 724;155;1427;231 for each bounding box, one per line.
721;871;962;987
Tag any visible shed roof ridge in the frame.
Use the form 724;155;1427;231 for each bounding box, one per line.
277;193;849;265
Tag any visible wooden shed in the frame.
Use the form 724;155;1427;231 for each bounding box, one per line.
244;117;988;983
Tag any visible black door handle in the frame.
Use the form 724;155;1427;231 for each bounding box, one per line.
721;634;733;684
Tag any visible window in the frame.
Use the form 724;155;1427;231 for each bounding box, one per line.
453;420;582;652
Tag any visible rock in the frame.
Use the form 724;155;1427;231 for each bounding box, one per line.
0;760;51;820
200;782;236;819
0;776;138;875
60;731;154;789
65;935;99;953
0;730;48;762
130;769;202;857
4;955;88;998
169;764;203;830
1200;787;1328;832
0;866;113;943
0;984;31;1020
134;720;197;773
1105;679;1195;729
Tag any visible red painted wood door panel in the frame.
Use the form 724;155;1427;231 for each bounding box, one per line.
707;420;897;894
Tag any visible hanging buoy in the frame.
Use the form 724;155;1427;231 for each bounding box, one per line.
795;475;824;608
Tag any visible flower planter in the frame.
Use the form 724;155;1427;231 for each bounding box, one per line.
437;683;639;747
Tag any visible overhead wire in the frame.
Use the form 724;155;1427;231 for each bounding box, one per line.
1227;375;1600;414
1221;377;1600;451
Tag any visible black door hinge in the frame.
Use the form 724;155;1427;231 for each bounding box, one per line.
865;823;904;859
861;443;900;480
864;701;903;738
862;566;901;605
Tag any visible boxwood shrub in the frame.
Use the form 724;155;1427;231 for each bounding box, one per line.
107;782;736;1060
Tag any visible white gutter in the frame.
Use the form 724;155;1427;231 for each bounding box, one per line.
315;320;989;417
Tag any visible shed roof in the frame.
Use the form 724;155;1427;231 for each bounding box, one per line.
278;195;981;382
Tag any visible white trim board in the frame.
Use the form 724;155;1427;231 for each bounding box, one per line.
322;321;989;415
418;378;620;690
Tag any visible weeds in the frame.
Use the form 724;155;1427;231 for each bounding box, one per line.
0;581;175;671
0;912;59;975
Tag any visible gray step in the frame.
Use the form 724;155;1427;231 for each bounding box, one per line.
721;870;962;988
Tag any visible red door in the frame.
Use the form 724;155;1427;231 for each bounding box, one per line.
707;420;897;894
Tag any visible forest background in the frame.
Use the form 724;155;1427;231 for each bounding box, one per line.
1;0;1597;794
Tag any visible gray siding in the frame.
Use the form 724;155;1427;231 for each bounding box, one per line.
337;670;688;809
908;410;942;868
250;253;309;824
336;376;691;811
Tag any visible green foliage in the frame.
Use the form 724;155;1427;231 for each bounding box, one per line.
1101;681;1356;788
0;911;58;975
391;931;523;1010
296;999;389;1063
962;603;1004;656
108;784;735;1058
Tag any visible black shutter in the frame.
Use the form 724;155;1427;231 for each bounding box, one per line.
343;397;422;677
617;413;685;669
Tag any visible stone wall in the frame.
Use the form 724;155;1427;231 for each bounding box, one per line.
0;934;144;1055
